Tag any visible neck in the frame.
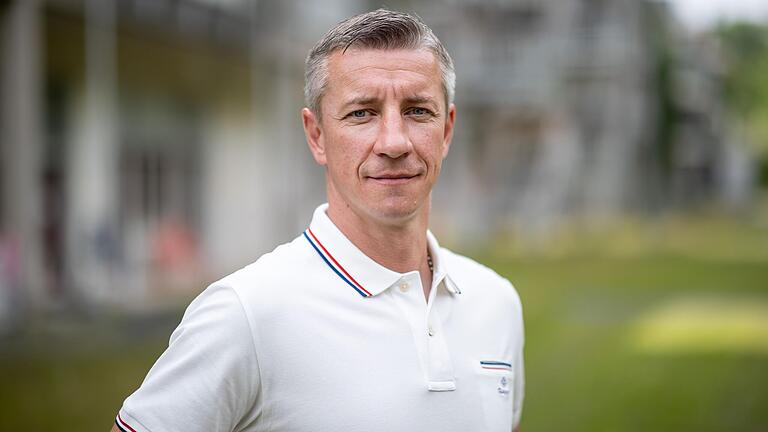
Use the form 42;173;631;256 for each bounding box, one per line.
327;199;435;300
326;201;430;275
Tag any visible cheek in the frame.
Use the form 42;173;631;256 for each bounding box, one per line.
409;126;445;163
327;129;373;172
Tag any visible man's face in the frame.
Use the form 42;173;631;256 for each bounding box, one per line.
303;48;455;226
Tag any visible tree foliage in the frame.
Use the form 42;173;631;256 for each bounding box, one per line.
716;22;768;158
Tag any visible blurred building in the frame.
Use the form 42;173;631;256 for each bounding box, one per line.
0;0;341;325
0;0;754;327
421;0;753;239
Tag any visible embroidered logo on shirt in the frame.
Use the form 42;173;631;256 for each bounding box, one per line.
498;376;510;394
480;360;512;395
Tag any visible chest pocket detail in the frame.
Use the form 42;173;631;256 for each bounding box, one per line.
475;359;514;431
480;360;512;372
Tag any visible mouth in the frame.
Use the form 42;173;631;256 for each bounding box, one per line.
366;173;421;185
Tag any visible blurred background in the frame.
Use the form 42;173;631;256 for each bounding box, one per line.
1;0;767;430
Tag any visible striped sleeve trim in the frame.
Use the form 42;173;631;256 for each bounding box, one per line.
115;413;138;432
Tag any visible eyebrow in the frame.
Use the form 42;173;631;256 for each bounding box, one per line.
404;95;438;107
339;95;440;112
340;96;377;111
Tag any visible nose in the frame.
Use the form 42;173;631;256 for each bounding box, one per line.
373;109;411;159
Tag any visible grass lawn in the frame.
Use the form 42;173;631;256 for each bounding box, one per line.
474;213;768;431
1;215;767;431
486;254;768;432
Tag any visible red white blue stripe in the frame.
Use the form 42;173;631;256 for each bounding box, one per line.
304;228;372;298
115;413;138;432
480;360;512;371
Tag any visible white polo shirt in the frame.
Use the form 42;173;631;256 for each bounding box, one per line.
117;204;524;432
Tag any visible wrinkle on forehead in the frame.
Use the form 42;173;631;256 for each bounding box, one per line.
332;47;438;71
324;48;443;112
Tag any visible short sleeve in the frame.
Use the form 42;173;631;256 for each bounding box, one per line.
512;337;525;430
509;281;525;430
117;284;261;432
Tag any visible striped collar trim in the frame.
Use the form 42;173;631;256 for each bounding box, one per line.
305;204;461;298
304;227;373;297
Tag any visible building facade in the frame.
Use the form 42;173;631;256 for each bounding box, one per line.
0;0;752;329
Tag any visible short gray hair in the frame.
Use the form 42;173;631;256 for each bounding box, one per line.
304;8;455;115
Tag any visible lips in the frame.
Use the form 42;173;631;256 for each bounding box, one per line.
366;172;420;184
369;173;419;179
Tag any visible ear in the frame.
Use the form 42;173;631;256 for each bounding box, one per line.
302;107;327;165
441;103;456;159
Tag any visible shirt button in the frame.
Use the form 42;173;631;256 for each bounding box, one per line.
428;325;435;336
399;282;409;292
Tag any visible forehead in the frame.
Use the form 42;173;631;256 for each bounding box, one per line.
324;48;442;101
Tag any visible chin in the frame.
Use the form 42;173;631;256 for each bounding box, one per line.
367;198;423;223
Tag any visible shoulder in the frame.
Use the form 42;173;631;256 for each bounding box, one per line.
218;234;310;287
440;247;522;311
195;234;320;321
212;234;315;296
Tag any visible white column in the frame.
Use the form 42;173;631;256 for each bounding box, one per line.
0;0;46;318
66;0;120;303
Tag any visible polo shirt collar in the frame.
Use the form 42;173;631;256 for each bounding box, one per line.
427;230;462;296
304;204;461;298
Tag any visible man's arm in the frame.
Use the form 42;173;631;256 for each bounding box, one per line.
110;424;120;432
110;284;260;432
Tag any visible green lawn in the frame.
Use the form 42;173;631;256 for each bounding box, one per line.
0;316;175;431
1;216;767;431
472;213;768;430
485;254;768;432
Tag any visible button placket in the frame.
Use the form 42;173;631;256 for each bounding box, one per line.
389;273;429;367
425;289;455;391
390;272;456;391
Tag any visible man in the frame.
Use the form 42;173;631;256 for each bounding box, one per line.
113;9;524;432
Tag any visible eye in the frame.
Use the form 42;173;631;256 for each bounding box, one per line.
349;109;368;119
407;107;433;117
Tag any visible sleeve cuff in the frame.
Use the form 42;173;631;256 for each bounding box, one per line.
115;410;145;432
